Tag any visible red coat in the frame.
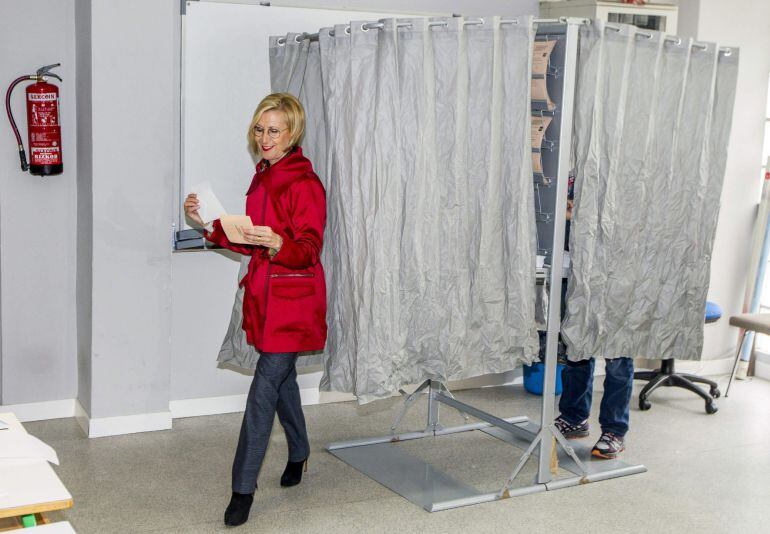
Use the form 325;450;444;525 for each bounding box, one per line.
205;147;327;353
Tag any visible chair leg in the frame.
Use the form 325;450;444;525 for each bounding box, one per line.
669;375;718;414
725;332;747;398
669;375;709;402
678;373;720;397
678;373;717;387
638;373;670;410
633;370;658;382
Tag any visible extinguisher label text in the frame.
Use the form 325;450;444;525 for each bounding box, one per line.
31;147;61;165
28;93;57;102
29;102;59;127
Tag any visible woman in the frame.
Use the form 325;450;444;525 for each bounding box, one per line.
184;93;327;527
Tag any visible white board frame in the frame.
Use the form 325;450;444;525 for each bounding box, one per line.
178;1;446;239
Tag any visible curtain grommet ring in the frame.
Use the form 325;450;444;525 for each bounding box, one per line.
277;37;286;46
345;25;351;35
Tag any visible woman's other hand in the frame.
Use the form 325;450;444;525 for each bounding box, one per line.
241;225;283;251
184;193;205;228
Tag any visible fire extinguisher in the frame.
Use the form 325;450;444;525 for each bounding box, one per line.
5;63;63;176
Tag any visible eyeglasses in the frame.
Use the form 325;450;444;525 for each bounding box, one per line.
253;126;288;140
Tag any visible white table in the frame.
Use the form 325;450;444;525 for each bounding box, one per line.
0;413;72;530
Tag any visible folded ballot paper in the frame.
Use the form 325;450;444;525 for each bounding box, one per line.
0;429;59;466
220;215;254;244
190;181;228;224
189;182;254;243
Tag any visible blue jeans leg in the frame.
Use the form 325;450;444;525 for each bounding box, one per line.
558;358;595;424
599;357;634;436
231;352;304;493
276;363;310;463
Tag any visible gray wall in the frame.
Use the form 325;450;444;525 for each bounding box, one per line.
75;0;93;415
0;0;78;405
85;0;175;418
1;0;176;421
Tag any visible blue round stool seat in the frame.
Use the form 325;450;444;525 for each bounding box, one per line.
705;301;722;324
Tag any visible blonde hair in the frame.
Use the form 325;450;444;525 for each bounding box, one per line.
247;93;306;156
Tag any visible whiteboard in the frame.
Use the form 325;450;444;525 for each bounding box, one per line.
181;1;432;229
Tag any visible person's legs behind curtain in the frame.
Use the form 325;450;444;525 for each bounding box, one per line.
592;356;634;459
555;358;595;438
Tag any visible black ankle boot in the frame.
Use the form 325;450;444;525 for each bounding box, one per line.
280;458;308;487
224;491;254;527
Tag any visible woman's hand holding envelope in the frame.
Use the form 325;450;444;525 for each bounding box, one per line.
241;225;283;252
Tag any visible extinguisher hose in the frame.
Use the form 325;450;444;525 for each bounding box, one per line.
5;75;36;171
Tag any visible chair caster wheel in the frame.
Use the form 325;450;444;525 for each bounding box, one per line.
639;398;651;411
705;401;718;414
710;387;721;399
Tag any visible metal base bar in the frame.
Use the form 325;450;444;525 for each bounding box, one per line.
482;425;646;480
327;416;530;451
435;390;537;442
328;411;646;512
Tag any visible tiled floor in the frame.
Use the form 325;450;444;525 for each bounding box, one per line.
27;374;770;533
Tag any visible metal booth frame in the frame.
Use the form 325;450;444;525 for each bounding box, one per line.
325;18;647;512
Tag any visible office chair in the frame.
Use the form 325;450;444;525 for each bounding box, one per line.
633;301;722;414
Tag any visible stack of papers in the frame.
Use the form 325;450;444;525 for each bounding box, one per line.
0;431;59;465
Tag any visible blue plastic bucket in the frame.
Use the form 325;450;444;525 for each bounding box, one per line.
523;362;565;396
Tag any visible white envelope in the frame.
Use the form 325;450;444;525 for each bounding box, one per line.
220;215;254;244
190;181;228;224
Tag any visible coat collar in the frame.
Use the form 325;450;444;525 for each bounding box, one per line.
247;146;313;196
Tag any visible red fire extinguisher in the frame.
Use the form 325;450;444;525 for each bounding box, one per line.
5;63;63;176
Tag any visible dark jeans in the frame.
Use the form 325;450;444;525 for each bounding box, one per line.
232;352;310;494
558;357;634;436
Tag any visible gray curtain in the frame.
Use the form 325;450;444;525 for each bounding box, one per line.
562;21;739;362
267;17;539;402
